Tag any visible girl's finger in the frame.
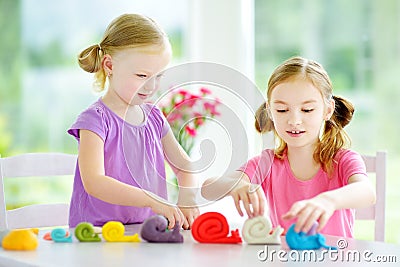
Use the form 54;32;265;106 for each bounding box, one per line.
186;215;195;230
302;209;322;234
294;206;314;233
239;191;253;218
182;218;189;230
167;214;176;230
282;201;305;220
257;189;265;216
178;209;185;227
232;194;244;217
248;190;259;217
317;213;329;232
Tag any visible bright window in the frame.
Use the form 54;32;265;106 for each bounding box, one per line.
0;0;188;208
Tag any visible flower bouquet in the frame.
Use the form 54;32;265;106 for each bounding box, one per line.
160;87;221;155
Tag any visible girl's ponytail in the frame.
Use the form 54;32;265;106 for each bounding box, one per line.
316;95;354;175
255;102;274;133
331;96;354;128
78;44;103;74
78;45;106;92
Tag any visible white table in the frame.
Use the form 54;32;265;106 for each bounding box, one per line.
0;224;399;267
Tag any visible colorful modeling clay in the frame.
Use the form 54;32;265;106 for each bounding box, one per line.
0;230;10;243
74;222;101;242
2;229;38;250
43;232;52;241
242;216;283;245
140;215;183;243
51;228;73;243
44;229;71;241
191;212;242;244
285;223;337;250
102;221;140;242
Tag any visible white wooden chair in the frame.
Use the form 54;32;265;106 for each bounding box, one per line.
0;153;77;230
356;151;387;242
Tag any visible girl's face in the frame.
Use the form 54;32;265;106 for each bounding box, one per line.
269;78;334;150
104;46;171;105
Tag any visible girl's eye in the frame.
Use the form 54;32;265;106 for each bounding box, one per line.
302;109;314;113
136;74;147;79
276;109;287;113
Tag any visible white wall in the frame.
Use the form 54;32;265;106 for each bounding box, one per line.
182;0;273;223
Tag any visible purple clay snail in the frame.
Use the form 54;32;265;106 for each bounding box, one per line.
140;215;183;243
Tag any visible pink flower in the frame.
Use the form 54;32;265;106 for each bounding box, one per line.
173;100;184;108
193;112;204;126
200;87;212;95
166;112;182;123
210;109;221;116
158;87;221;154
186;95;201;107
178;90;189;96
185;126;197;137
203;102;214;111
204;101;221;116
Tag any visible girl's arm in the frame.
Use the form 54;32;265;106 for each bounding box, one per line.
161;129;200;229
202;171;265;218
282;174;376;233
78;129;184;229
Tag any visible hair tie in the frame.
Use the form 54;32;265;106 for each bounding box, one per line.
97;44;103;52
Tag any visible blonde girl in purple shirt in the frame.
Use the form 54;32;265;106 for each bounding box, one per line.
68;14;199;229
202;56;376;237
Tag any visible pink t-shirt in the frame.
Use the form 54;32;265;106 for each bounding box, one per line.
238;149;367;238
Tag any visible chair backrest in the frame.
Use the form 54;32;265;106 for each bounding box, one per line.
0;153;77;230
356;151;386;242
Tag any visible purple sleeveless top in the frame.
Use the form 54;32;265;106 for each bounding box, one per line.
68;99;169;227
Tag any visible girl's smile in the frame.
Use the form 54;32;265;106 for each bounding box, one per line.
137;93;152;100
286;129;306;138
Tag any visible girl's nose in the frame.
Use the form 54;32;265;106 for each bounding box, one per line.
144;78;155;91
288;112;302;125
144;77;156;91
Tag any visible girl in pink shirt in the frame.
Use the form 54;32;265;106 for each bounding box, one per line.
202;56;376;237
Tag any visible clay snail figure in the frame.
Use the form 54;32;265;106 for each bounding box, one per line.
285;222;337;250
191;212;242;244
140;215;183;243
242;216;284;245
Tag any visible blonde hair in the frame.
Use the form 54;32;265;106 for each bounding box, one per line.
78;14;171;91
255;56;354;175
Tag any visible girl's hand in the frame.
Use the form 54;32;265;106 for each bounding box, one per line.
230;180;265;218
179;207;200;230
149;199;185;230
282;194;335;233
